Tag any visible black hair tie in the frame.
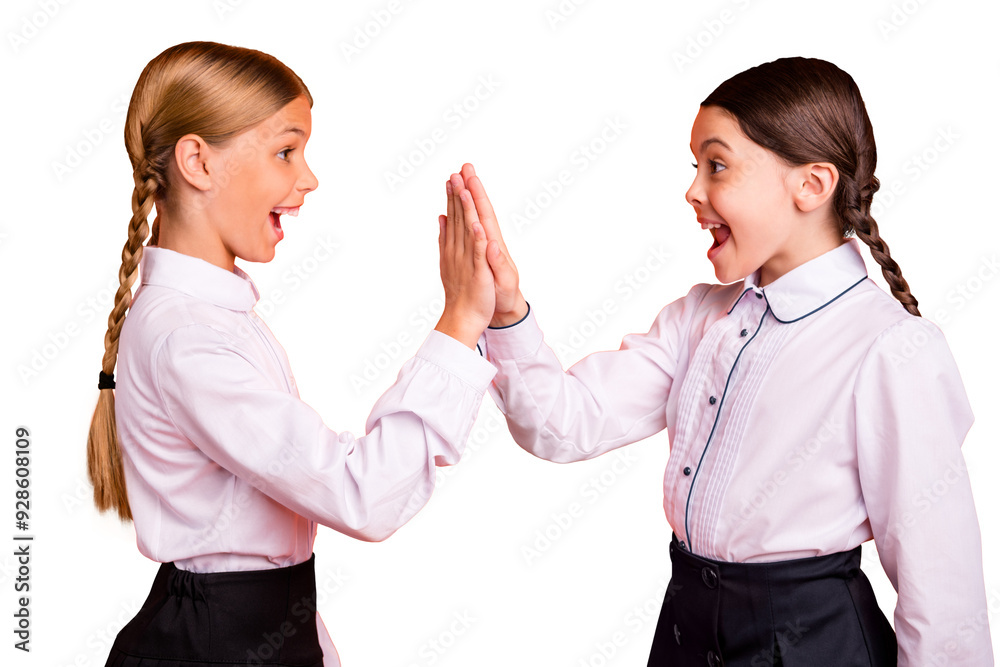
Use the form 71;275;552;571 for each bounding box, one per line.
98;371;116;390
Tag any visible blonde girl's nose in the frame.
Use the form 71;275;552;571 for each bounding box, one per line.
299;160;319;193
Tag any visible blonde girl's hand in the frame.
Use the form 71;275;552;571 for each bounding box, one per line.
434;173;496;349
459;163;528;327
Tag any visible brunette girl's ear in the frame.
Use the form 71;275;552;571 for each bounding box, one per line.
173;134;213;192
791;162;838;213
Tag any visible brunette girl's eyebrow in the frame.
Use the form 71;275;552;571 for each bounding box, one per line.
700;137;732;152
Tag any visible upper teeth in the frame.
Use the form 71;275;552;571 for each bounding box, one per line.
271;207;299;217
701;222;723;230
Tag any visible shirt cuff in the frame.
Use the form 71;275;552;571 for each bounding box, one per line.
418;329;498;391
482;306;545;361
487;302;532;329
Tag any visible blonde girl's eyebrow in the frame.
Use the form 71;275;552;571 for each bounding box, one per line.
278;127;306;137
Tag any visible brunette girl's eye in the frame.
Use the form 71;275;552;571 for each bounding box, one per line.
709;159;726;174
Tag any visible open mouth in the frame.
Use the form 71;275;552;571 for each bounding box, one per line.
269;207;300;240
701;220;730;259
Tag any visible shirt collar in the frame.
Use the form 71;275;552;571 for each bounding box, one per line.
140;246;260;311
728;238;868;323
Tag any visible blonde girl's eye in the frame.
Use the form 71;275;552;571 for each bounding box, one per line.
277;148;293;161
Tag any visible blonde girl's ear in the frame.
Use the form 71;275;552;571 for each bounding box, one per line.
791;162;839;214
173;134;214;192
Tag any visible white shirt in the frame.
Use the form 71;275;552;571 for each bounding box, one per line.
481;239;993;666
115;246;496;666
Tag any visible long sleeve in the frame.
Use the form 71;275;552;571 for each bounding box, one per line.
854;317;993;666
481;292;697;462
154;324;496;543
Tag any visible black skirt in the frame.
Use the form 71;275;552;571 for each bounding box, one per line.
105;554;324;667
648;534;897;666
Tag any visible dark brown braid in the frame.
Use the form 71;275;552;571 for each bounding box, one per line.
841;174;920;316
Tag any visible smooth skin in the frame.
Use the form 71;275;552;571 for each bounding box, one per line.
432;173;497;348
450;164;528;327
686;106;844;286
158;95;318;271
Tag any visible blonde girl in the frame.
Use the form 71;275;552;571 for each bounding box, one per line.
87;41;496;667
453;57;993;666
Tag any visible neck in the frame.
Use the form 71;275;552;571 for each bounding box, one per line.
154;201;236;272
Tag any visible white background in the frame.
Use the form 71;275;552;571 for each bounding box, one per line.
1;0;997;665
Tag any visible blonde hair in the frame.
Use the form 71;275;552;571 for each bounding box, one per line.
87;41;312;520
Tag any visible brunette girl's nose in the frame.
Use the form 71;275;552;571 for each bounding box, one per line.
685;178;702;206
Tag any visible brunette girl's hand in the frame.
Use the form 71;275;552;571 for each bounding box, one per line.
434;173;496;349
459;163;528;327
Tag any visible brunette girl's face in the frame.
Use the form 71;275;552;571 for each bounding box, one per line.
685;106;803;286
206;95;318;266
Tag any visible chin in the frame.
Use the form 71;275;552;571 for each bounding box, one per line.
711;264;744;285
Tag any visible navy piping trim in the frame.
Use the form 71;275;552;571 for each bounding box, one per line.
487;302;531;330
683;304;769;549
726;287;755;315
766;276;866;324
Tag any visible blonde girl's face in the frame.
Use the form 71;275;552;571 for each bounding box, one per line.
685;106;802;286
207;95;318;266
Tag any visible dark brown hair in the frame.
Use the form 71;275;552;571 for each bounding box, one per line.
702;57;919;316
87;42;312;521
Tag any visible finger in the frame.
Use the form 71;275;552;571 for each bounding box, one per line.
459;188;480;267
464;172;507;256
472;221;487;264
446;177;457;254
451;173;467;258
438;214;446;256
460;162;477;184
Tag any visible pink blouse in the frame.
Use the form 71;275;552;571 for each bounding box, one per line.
115;246;497;666
481;239;993;666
